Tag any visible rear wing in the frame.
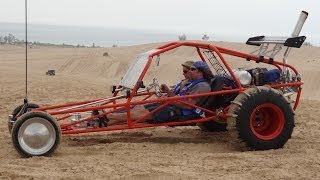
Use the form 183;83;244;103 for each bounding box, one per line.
246;35;306;48
245;11;308;67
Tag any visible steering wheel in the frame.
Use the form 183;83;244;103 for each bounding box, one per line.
148;78;162;97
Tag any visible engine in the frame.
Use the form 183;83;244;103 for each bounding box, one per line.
233;68;281;86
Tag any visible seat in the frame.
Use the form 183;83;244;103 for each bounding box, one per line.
196;76;228;110
195;76;232;132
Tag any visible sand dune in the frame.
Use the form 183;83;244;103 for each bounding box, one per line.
0;42;319;179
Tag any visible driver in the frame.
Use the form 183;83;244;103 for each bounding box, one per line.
168;60;194;96
107;61;213;125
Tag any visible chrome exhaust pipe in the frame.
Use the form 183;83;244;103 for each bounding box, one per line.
292;11;308;37
283;11;308;81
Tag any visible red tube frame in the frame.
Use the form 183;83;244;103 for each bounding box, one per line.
33;41;303;134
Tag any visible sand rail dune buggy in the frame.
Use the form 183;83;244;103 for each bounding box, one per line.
8;11;308;157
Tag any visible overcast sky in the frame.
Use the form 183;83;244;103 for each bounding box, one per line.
0;0;319;39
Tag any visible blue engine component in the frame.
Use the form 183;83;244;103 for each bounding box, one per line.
247;68;281;85
263;69;281;83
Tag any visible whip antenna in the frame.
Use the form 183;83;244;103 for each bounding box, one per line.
24;0;28;103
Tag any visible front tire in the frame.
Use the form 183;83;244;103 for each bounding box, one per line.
227;86;294;150
11;111;61;158
8;103;39;133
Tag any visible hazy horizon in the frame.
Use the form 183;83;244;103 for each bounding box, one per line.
1;22;319;47
1;0;318;47
0;22;251;47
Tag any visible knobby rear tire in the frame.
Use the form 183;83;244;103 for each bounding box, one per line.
227;86;295;150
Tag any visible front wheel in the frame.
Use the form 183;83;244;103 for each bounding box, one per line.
8;103;39;133
227;86;295;150
11;111;61;158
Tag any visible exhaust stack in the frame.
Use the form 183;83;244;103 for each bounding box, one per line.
292;11;308;37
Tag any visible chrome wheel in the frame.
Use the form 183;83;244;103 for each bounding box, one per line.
12;111;61;157
18;117;56;155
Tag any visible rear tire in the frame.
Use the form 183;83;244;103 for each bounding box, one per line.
11;111;61;158
227;86;294;150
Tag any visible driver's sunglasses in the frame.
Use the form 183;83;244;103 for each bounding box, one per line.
190;67;197;71
183;69;189;74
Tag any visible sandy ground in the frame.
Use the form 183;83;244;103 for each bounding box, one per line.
0;43;320;179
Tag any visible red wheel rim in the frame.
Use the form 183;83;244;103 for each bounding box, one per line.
250;103;285;140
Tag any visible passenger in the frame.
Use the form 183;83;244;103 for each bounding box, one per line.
107;61;213;125
166;60;194;96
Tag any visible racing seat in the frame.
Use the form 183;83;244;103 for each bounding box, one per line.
197;76;231;109
195;76;238;132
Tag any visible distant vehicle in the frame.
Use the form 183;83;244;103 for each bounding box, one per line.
46;70;55;76
8;11;308;157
